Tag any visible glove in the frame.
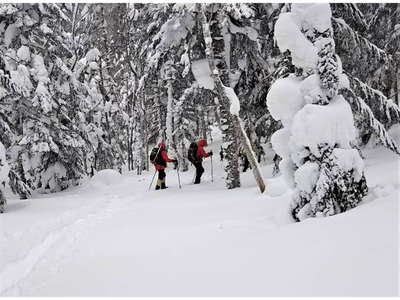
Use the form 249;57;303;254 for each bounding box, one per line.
173;159;178;163
209;151;213;156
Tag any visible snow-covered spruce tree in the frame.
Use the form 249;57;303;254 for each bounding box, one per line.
331;3;400;150
267;4;367;221
362;3;400;105
0;4;87;193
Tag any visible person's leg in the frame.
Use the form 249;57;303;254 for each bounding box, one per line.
194;163;200;184
194;162;204;184
155;170;162;190
243;157;249;172
159;169;167;189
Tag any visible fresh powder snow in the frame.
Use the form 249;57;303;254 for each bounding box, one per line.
0;130;398;296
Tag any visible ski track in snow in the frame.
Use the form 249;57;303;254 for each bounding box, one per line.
0;137;398;296
0;191;128;295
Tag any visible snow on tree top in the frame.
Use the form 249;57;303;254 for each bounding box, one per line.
291;4;332;33
274;12;318;70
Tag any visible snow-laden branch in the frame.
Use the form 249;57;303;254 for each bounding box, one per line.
341;87;400;155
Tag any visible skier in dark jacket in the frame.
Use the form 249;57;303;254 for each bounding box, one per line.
154;142;176;190
193;139;213;184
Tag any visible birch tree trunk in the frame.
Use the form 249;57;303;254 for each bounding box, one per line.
198;4;266;193
166;78;174;149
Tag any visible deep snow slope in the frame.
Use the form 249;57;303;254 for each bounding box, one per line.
0;133;398;296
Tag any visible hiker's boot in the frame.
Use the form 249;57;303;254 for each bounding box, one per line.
161;180;168;189
155;179;162;190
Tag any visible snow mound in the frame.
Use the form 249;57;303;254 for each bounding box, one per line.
90;169;122;186
265;178;289;197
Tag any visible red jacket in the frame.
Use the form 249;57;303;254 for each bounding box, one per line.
197;139;210;159
155;142;174;170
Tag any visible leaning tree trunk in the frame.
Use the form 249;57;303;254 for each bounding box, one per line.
199;4;266;193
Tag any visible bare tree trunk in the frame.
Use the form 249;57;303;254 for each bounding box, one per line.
166;78;174;149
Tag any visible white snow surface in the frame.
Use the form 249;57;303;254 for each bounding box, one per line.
89;169;122;187
0;130;398;296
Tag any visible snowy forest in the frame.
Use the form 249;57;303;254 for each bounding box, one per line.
0;2;399;296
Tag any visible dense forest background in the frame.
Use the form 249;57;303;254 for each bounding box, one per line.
0;3;398;202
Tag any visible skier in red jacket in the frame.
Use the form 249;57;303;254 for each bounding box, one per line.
194;139;213;184
154;142;176;190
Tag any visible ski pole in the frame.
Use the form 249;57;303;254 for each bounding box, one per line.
192;170;196;183
176;165;182;189
148;169;157;191
211;155;214;182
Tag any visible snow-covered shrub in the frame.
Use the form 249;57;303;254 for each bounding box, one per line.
267;4;368;221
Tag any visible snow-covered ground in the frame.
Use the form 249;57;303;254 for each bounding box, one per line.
0;130;398;296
